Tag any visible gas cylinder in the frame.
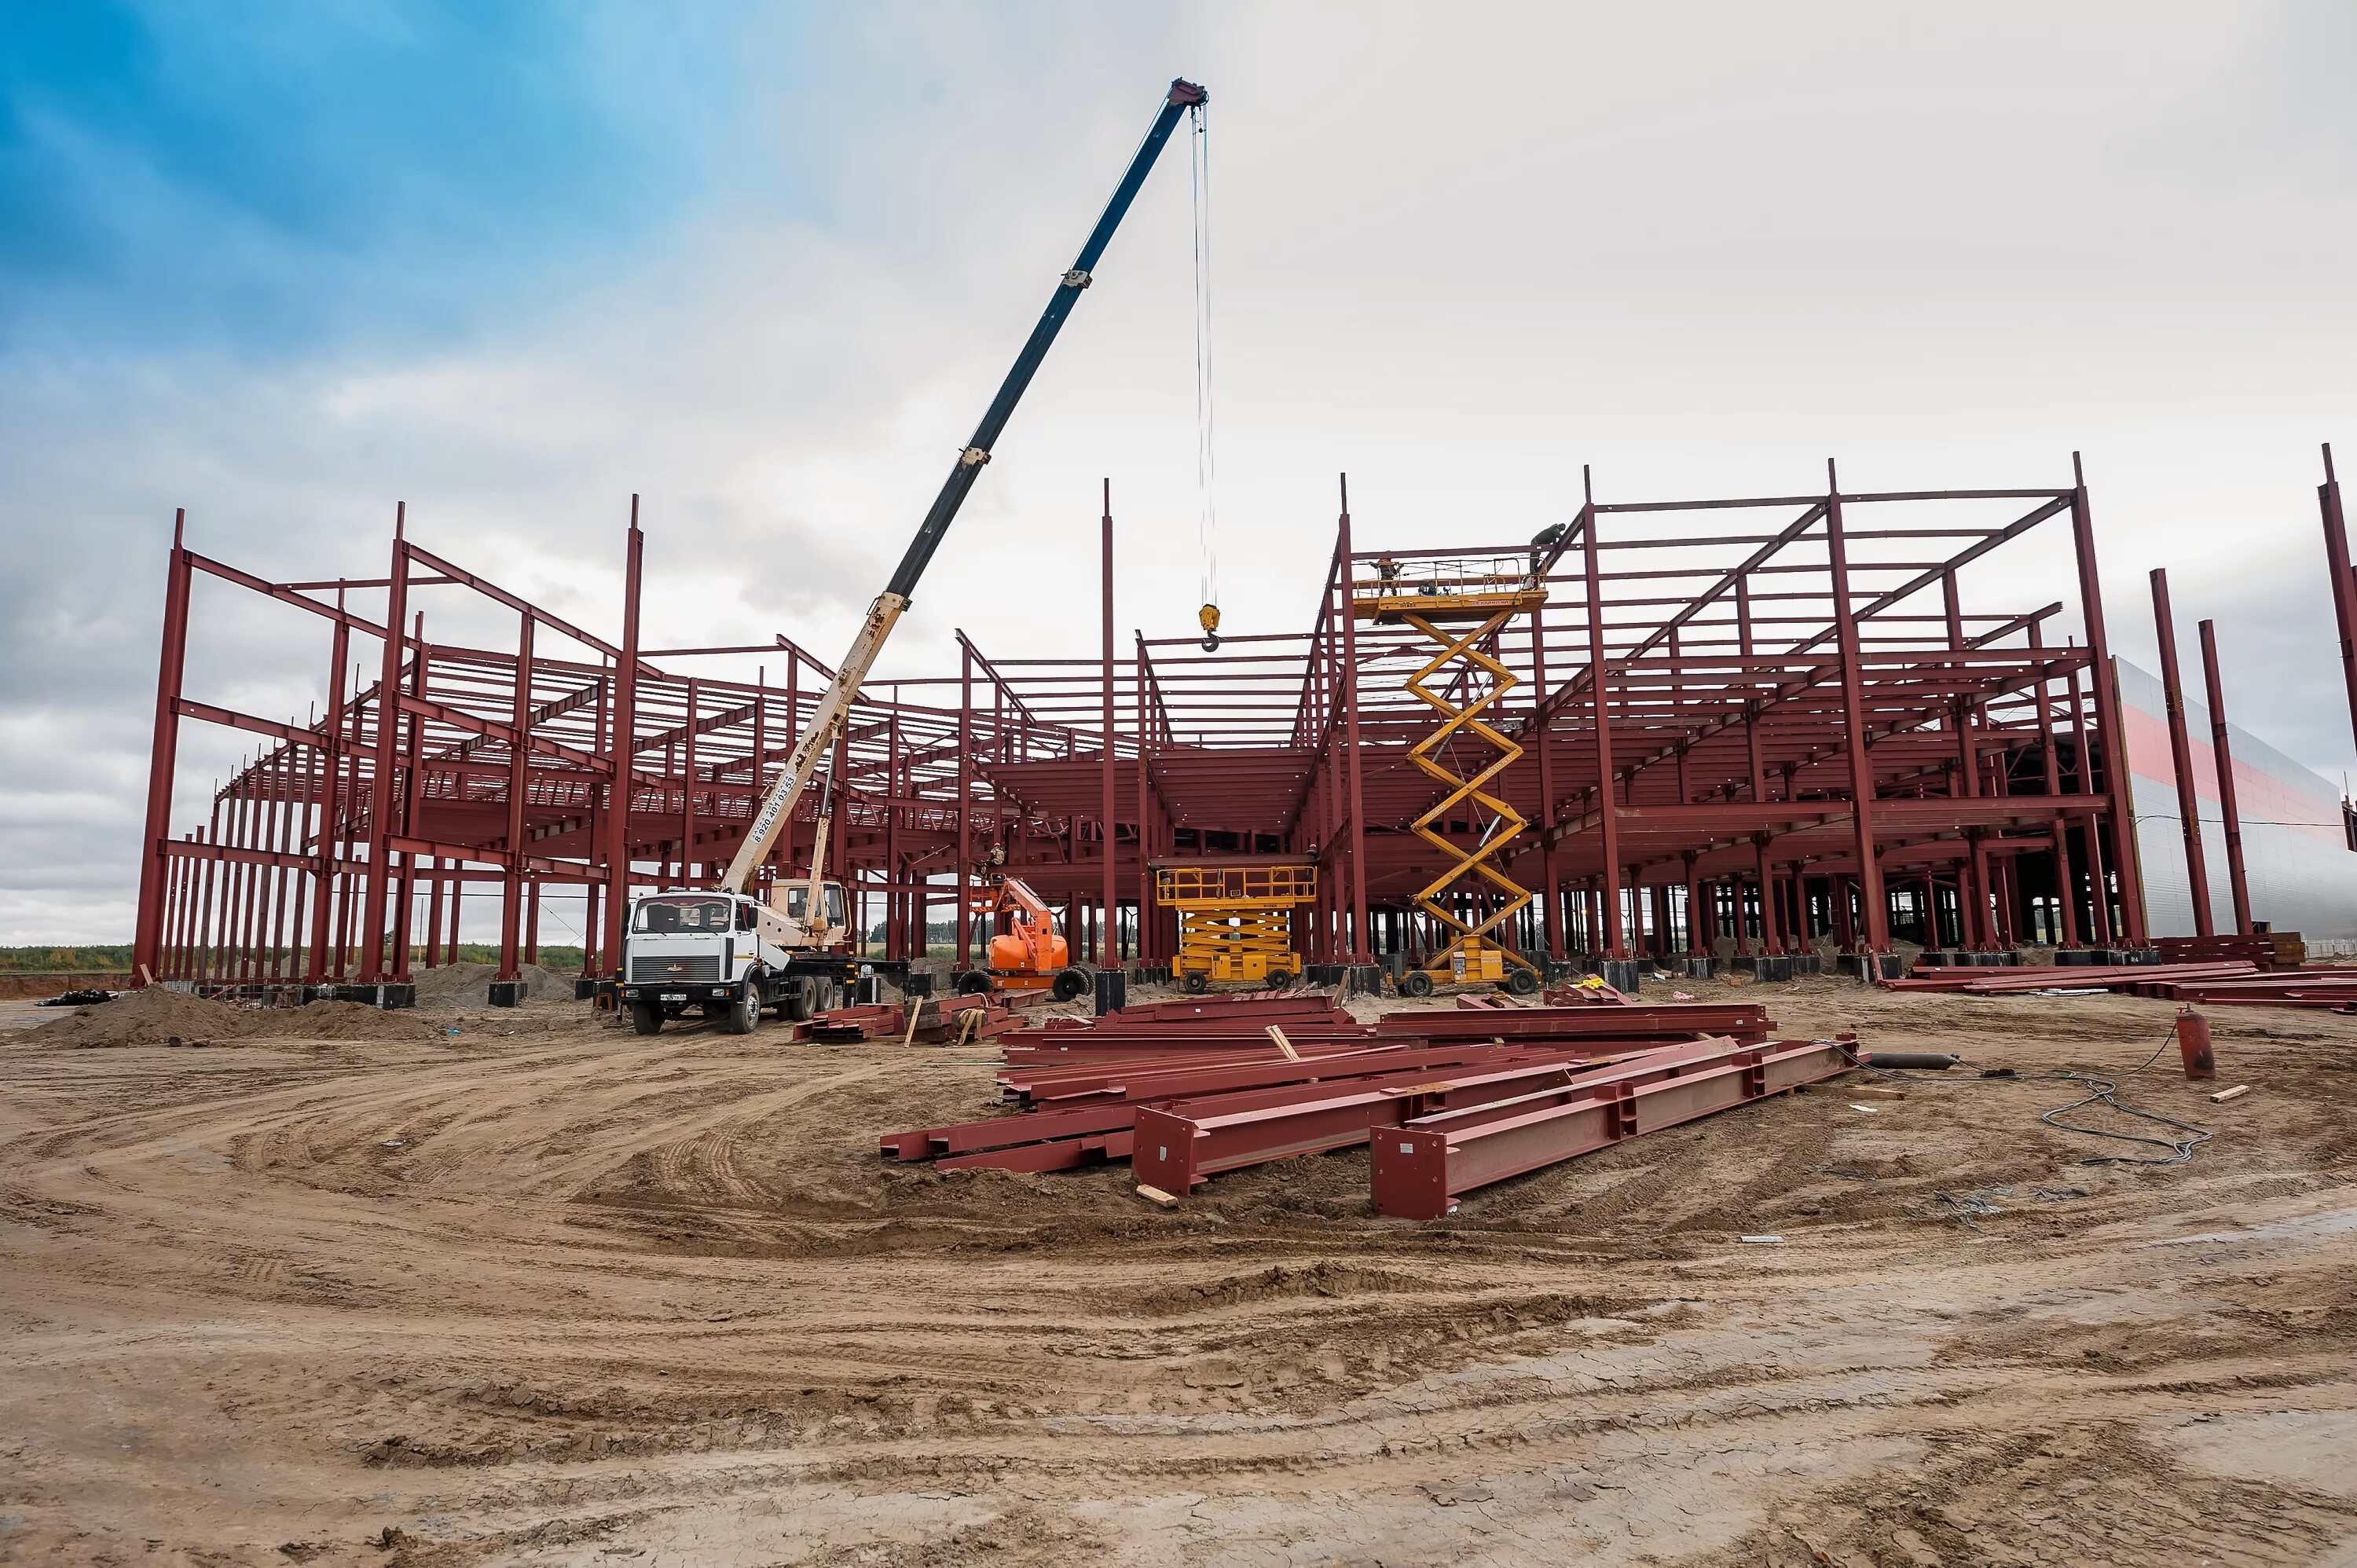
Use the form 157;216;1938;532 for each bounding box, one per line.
2175;1005;2216;1080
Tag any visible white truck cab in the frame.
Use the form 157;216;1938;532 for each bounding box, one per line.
617;881;886;1036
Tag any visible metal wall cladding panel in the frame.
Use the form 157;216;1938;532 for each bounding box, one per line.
2116;658;2357;939
629;954;723;984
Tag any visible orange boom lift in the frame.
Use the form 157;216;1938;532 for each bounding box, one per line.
956;875;1094;1002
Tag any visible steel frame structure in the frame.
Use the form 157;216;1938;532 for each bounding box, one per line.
134;456;2177;989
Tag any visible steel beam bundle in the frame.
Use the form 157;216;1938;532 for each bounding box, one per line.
995;1041;1573;1111
1131;1035;1750;1196
1369;1035;1857;1220
1881;962;2263;994
2122;969;2357;1006
1371;1002;1774;1046
1874;960;2357;1007
889;1042;1595;1174
879;987;1828;1207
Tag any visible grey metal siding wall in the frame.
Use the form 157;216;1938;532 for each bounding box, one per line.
2117;659;2357;940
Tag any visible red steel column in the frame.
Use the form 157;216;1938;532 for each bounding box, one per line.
1100;478;1117;969
358;506;410;980
132;510;193;984
2032;622;2079;947
498;610;537;980
1532;596;1562;960
2319;444;2357;754
2148;569;2213;936
1736;577;1772;940
680;678;700;888
957;643;973;966
2197;618;2254;935
421;855;442;969
2071;455;2148;942
389;611;427;979
1336;475;1371;962
1823;462;1890;951
885;710;903;958
1579;474;1625;957
1135;632;1156;965
601;500;643;976
2066;659;2113;945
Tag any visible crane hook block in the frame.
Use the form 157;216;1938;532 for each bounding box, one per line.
1062;269;1092;289
1198;603;1220;634
959;446;991;467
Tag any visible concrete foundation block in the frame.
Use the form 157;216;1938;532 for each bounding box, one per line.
1598;959;1644;994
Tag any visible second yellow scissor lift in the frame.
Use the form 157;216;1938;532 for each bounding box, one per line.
1352;555;1549;996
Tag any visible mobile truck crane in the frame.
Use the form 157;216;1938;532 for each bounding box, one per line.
616;78;1208;1038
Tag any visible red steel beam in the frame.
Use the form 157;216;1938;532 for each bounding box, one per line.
1131;1038;1747;1196
1371;1035;1856;1218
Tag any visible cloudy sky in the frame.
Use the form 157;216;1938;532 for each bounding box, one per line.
4;2;2356;943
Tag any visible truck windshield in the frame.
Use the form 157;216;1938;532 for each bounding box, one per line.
632;897;735;934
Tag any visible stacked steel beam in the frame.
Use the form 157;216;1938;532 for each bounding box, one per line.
1882;958;2357;1010
880;994;1846;1216
1882;961;2264;994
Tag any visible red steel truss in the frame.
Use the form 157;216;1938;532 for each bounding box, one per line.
132;456;2172;989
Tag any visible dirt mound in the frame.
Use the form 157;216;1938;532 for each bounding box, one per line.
20;987;261;1048
19;987;435;1048
409;961;578;1008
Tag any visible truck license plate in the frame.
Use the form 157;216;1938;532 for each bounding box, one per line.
659;991;687;1002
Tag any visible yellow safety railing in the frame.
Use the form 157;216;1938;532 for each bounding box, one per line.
1153;863;1317;907
1154;863;1314;987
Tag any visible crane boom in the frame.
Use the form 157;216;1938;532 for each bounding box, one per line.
718;76;1207;895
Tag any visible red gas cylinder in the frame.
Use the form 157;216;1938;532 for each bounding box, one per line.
2175;1005;2216;1080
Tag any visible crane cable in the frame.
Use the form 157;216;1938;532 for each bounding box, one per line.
1190;99;1221;654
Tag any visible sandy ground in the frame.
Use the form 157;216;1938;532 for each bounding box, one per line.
2;977;2355;1566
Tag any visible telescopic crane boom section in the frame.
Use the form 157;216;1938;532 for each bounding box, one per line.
718;78;1208;895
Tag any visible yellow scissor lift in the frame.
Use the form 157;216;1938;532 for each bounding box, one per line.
1154;862;1317;992
1352;556;1549;996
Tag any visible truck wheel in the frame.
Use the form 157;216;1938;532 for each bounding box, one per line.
956;970;994;996
1182;971;1209;995
721;988;761;1035
1052;967;1090;1002
1401;970;1434;998
630;1001;664;1036
785;976;819;1021
1505;966;1541;996
1264;969;1296;990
